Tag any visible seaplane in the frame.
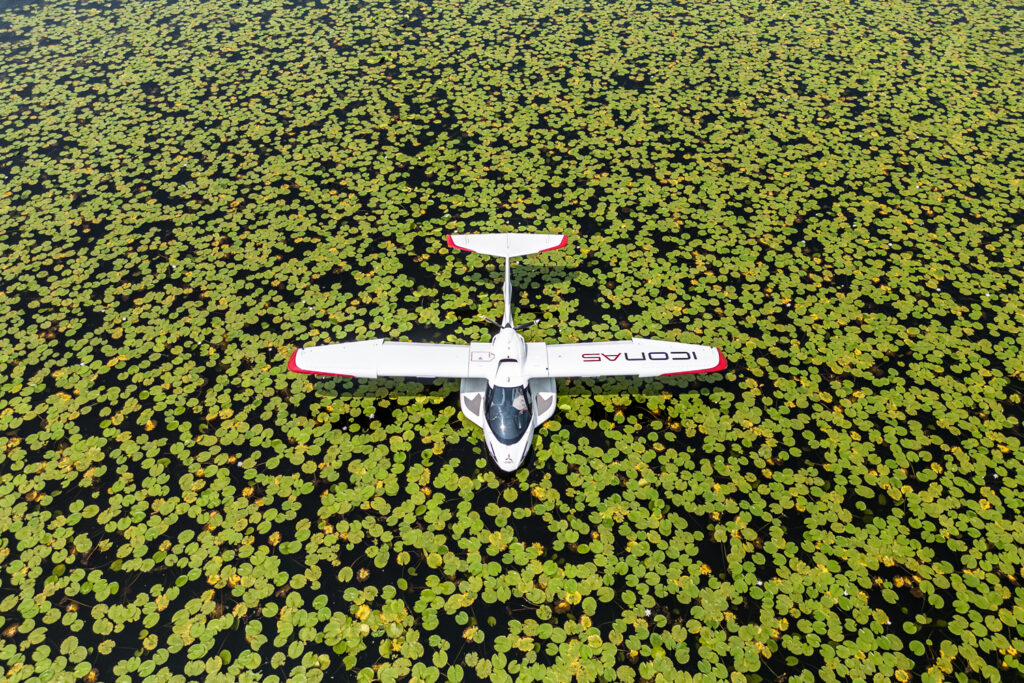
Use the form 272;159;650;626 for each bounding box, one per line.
289;234;727;472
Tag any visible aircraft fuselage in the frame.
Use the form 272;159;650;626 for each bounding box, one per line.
463;326;554;472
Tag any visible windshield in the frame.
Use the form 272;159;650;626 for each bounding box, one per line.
485;385;532;445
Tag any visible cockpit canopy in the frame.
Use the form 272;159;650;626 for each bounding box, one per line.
485;385;532;445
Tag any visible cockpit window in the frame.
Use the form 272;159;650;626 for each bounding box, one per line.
485;385;532;445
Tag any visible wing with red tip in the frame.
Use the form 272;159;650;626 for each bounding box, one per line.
535;338;726;379
289;340;493;379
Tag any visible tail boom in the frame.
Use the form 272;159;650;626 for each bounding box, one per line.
503;256;513;327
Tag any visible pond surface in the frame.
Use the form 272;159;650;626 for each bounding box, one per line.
0;0;1022;680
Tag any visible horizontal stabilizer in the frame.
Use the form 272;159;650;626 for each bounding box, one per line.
447;233;567;258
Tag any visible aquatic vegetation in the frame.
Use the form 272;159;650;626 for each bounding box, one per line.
1;0;1022;680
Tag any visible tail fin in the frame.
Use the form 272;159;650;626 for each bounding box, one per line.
446;233;568;258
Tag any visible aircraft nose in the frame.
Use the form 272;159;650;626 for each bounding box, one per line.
496;458;520;473
491;443;527;472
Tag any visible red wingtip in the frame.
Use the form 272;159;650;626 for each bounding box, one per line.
709;352;728;373
446;235;475;252
288;349;354;377
660;349;728;377
540;235;569;253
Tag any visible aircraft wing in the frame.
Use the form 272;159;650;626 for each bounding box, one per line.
289;340;492;379
539;338;727;378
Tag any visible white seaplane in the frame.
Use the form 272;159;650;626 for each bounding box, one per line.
289;234;727;472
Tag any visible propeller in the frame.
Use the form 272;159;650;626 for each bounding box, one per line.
478;315;501;328
515;319;539;331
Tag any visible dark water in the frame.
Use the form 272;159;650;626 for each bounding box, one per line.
1;0;1022;680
